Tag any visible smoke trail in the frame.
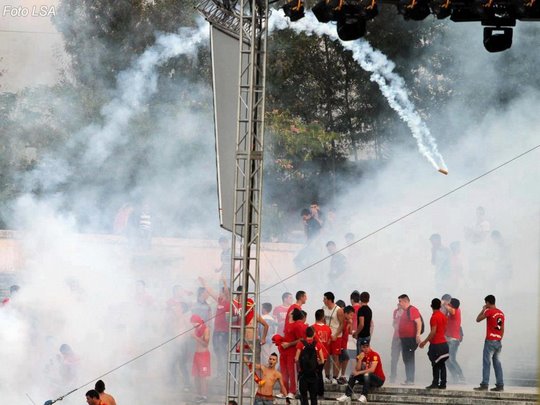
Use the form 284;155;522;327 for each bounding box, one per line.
269;11;448;172
23;21;210;197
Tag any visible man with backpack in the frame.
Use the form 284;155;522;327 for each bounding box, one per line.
295;326;325;405
397;294;424;385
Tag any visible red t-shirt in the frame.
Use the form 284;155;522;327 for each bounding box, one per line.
398;306;421;338
195;323;208;338
446;308;461;340
284;303;302;332
392;308;403;338
273;304;290;333
214;296;230;332
360;350;385;381
340;319;350;349
284;320;307;353
352;303;361;333
233;297;255;326
430;310;447;344
484;307;505;340
312;322;331;359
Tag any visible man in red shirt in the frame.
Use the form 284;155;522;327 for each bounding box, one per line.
284;290;307;332
274;292;294;333
336;338;385;403
191;314;211;402
389;303;404;383
444;298;465;384
419;298;449;389
397;294;423;385
474;294;505;392
280;308;308;398
337;306;355;384
199;276;230;377
312;309;331;397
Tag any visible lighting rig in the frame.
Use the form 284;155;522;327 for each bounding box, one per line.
279;0;539;52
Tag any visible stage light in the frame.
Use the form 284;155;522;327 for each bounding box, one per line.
483;26;513;52
283;0;305;21
398;0;431;20
312;0;336;23
429;0;452;19
337;16;367;40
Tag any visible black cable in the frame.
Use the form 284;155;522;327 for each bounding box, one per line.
45;142;539;402
261;142;540;293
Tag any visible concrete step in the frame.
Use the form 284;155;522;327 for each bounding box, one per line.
177;383;538;405
276;396;537;405
278;401;538;405
271;384;538;405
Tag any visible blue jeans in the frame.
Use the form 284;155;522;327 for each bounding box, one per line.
254;397;273;405
481;340;503;386
446;338;464;382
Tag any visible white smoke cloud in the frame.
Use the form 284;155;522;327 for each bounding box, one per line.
269;10;448;172
1;5;538;404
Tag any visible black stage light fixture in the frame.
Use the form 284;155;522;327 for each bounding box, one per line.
514;0;540;18
355;0;379;19
337;16;367;40
313;0;336;22
283;0;305;21
429;0;452;19
483;26;513;52
398;0;431;20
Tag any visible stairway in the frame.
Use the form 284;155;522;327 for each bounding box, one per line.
274;383;539;405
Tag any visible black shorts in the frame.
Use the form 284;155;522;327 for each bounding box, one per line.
339;348;350;362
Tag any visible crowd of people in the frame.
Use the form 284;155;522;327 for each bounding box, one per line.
142;268;505;405
0;203;512;404
247;290;506;405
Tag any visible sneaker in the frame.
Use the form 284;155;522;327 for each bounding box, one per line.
473;385;488;391
358;394;367;403
336;394;351;402
286;393;295;399
323;377;331;384
331;377;339;385
401;381;414;386
425;384;439;389
490;386;504;392
438;384;447;389
275;393;286;399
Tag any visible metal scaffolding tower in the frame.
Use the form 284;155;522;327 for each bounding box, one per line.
197;1;269;404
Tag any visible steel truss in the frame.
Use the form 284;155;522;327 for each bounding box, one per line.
196;1;269;404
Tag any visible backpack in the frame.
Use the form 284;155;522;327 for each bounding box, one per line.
407;306;425;334
299;339;318;377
